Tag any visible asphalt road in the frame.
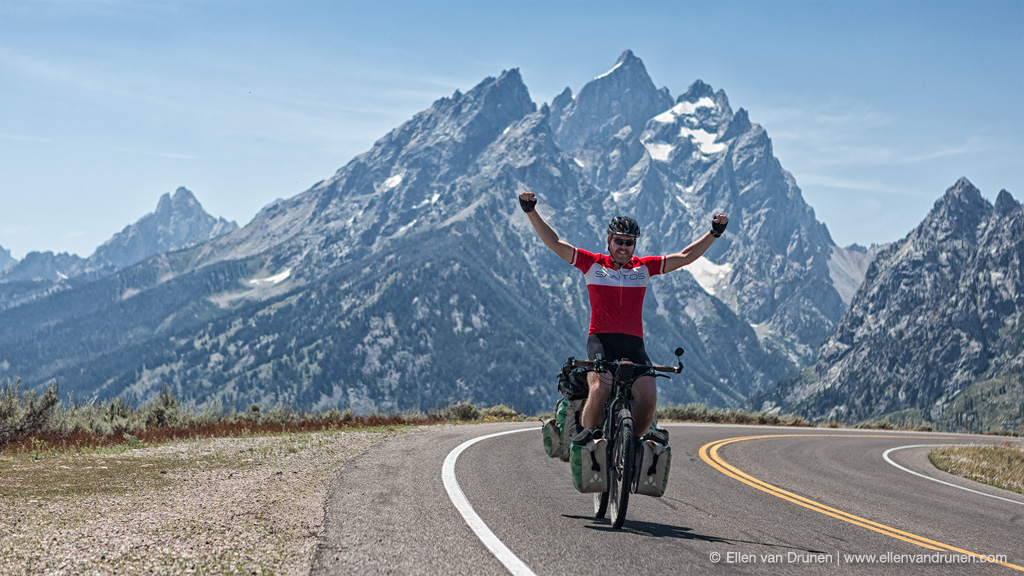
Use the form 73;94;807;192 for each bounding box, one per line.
310;422;1024;575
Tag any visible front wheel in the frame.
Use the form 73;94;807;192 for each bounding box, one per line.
608;409;634;529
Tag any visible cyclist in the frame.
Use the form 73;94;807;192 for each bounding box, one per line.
518;190;727;439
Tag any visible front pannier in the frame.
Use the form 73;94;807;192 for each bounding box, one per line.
636;427;671;497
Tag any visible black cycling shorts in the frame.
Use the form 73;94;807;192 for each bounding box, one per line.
586;333;653;377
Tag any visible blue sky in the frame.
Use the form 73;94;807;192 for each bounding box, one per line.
1;0;1021;260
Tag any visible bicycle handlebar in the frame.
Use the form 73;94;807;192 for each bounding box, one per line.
571;359;682;374
570;348;684;375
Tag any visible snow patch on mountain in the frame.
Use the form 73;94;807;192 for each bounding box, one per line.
612;183;642;203
595;60;624;80
643;142;674;162
685;257;733;296
679;127;726;155
248;268;292;286
653;97;717;123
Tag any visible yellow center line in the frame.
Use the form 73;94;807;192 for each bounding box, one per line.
699;434;1024;572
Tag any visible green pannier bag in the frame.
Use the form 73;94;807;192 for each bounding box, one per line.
570;436;608;493
541;399;567;458
636;428;671;497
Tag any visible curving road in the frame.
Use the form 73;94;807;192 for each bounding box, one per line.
311;422;1024;575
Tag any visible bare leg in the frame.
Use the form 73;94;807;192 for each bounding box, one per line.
631;375;657;438
581;371;611;429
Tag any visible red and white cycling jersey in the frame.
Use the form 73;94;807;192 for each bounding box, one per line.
571;247;666;338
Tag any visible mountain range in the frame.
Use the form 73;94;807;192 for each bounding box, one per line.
752;178;1023;432
1;187;236;283
2;51;1016;429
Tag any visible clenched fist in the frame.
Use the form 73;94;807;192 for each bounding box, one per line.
711;214;728;237
519;191;537;213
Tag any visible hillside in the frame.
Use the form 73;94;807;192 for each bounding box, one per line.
2;52;868;414
753;179;1024;433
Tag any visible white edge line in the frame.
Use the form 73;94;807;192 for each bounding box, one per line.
442;427;539;576
882;444;1024;507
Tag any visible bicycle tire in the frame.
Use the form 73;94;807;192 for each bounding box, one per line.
609;408;634;529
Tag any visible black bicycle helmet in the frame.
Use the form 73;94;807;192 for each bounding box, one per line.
607;216;641;238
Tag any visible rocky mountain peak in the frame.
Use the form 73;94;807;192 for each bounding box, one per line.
681;79;715;101
155;187;202;218
916;177;990;243
942;176;984;205
89;187;238;271
616;48;638;63
995;189;1020;216
551;50;673;152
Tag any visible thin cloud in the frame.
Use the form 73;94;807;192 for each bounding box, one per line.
0;132;52;144
796;173;922;197
113;147;196;160
758;97;994;171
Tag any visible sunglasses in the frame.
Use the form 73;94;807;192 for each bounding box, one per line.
611;238;635;247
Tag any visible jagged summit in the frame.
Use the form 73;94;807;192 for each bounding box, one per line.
597;49;644;79
155;186;203;215
995;189;1019;216
915;177;990;243
681;79;716;101
90;186;238;271
551;50;672;153
941;176;984;203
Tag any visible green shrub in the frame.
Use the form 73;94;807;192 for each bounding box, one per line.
480;404;521;421
145;385;181;428
261;404;297;425
656;403;809;427
428;401;480;422
107;397;131;435
0;380;59;446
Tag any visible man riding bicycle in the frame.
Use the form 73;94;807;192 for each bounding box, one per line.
519;190;728;440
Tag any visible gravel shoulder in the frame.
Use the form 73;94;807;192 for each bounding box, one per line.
0;426;410;575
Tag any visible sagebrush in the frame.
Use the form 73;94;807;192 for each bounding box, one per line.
0;381;523;454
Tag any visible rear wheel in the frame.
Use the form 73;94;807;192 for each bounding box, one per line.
609;409;634;529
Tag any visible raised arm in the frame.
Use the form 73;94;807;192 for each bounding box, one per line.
663;214;728;273
518;191;576;265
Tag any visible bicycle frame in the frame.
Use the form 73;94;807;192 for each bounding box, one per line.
570;348;683;528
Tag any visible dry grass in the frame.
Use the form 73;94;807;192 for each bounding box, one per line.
1;413;419;456
1;379;524;457
929;443;1024;495
656;403;812;427
0;426;404;576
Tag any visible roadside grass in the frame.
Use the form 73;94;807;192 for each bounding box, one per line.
534;402;813;427
0;380;525;457
928;443;1024;496
656;403;812;427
